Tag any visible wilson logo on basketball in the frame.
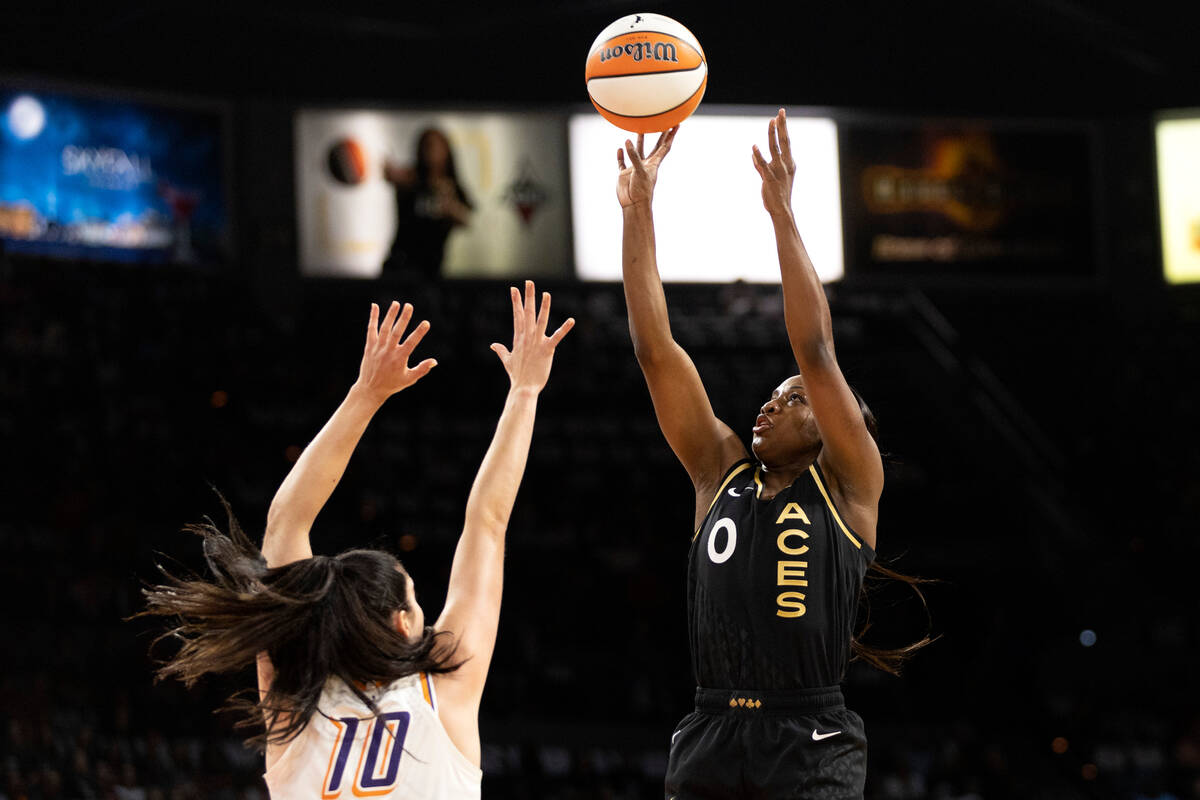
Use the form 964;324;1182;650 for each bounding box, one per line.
599;41;679;64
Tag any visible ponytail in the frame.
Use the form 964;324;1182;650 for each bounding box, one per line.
846;387;936;674
136;497;459;749
850;560;937;675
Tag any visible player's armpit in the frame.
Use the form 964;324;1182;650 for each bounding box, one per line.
431;672;483;767
432;526;503;697
800;350;883;535
257;651;300;771
429;530;502;768
259;528;313;570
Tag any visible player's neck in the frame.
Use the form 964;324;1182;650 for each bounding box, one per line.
757;456;816;498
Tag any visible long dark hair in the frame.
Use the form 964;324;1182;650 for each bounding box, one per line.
136;499;460;749
847;388;937;675
414;128;472;209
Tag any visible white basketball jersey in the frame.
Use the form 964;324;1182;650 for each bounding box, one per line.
264;673;481;799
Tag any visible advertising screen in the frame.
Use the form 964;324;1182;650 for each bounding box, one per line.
1156;115;1200;284
0;85;228;264
296;110;571;279
569;111;844;283
838;121;1095;279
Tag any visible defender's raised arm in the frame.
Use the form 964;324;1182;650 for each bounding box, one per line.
262;301;436;568
433;281;573;765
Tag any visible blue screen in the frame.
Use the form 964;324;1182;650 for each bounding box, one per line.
0;87;228;264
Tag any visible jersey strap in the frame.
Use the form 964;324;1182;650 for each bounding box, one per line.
419;672;437;711
693;459;755;540
808;463;863;550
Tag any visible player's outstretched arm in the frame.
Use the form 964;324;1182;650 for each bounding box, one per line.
753;110;883;528
617;129;747;506
434;281;573;764
261;301;436;568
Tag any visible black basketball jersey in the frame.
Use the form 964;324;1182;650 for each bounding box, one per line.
687;458;876;690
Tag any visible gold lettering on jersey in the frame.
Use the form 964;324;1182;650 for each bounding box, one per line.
777;529;810;555
776;591;807;617
776;503;812;525
777;561;809;586
775;522;810;616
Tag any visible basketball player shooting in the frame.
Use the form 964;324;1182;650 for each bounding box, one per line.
616;111;928;799
140;282;573;799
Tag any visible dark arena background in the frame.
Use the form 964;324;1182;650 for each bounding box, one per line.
2;2;1199;799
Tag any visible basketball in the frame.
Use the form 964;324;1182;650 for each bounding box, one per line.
585;13;707;134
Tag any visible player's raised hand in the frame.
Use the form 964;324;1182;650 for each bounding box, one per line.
616;125;679;209
751;108;796;218
490;280;574;392
355;300;437;403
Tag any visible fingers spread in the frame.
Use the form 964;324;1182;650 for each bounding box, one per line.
636;133;645;158
367;303;380;345
549;317;576;346
380;300;400;342
508;284;523;338
655;125;678;158
490;342;510;359
777;110;792;158
537;291;551;333
617;147;626;170
524;280;536;329
751;145;768;174
625;140;645;172
411;358;438;378
390;302;413;346
400;319;430;352
768;118;781;160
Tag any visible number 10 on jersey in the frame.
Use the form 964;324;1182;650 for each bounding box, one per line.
323;712;410;798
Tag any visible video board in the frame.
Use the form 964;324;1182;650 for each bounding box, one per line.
1156;115;1200;284
0;85;228;264
296;109;571;279
838;120;1095;279
569;111;844;283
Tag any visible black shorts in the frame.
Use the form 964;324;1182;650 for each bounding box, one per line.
665;686;867;800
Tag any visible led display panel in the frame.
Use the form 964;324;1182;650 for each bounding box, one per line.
296;110;571;279
1157;115;1200;284
569;111;843;283
0;86;228;264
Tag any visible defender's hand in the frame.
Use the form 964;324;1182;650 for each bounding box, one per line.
355;301;437;403
751;109;796;218
615;126;679;209
491;280;574;392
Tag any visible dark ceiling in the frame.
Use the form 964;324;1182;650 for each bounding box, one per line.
3;0;1198;115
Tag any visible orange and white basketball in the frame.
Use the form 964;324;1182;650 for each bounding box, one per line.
585;13;707;134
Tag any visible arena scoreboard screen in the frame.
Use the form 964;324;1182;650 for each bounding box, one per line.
1156;113;1200;285
569;110;845;284
0;84;229;265
295;108;572;279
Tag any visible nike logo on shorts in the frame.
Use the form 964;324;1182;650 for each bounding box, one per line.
812;729;841;741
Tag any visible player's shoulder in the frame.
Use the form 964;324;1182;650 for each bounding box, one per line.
811;455;877;553
706;449;758;489
694;456;756;510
